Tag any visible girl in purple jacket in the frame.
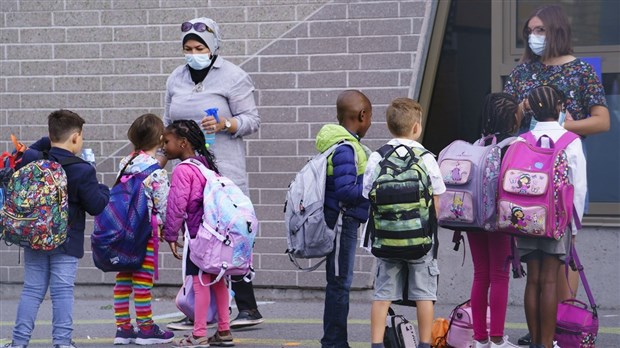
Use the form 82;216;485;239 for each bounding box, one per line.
163;120;233;347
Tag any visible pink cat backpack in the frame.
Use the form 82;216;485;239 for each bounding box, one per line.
496;131;579;239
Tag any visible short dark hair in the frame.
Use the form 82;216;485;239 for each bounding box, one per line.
48;109;85;142
127;113;164;151
527;85;563;122
521;4;572;63
480;93;519;136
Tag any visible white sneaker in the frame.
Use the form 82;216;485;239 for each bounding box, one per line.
490;336;519;348
553;341;561;348
474;340;490;348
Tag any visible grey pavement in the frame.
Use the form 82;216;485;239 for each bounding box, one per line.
1;290;619;348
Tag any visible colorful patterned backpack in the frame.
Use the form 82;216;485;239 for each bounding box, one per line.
0;153;82;250
497;131;579;239
437;135;515;232
182;158;257;285
368;144;437;260
0;134;27;207
92;158;159;272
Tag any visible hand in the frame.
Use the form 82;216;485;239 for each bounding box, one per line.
201;116;220;134
168;241;182;260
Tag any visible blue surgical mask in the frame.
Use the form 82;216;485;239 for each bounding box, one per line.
185;54;212;70
558;110;566;126
528;34;546;56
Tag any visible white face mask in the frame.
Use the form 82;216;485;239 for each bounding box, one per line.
528;34;546;56
185;54;212;70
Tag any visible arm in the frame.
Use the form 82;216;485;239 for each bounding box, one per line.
227;73;260;138
568;139;587;232
362;152;380;199
163;166;191;243
149;168;170;226
332;145;364;205
78;165;110;216
564;105;610;136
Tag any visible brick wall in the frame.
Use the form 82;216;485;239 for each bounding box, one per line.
0;0;433;290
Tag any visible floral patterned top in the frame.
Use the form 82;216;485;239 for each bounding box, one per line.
118;151;170;227
504;58;608;128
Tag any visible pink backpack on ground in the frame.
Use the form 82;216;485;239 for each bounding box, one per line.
445;300;490;348
496;131;579;239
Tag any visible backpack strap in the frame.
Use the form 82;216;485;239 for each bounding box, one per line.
553;131;580;150
565;243;598;316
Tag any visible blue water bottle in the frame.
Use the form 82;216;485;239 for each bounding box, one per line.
204;108;219;148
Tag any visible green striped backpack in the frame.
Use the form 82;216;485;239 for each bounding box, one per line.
368;144;438;260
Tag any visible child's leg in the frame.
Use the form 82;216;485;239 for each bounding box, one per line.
466;232;491;342
49;252;79;346
212;277;231;332
557;236;578;301
524;254;542;345
134;238;156;329
487;232;511;342
114;271;133;328
370;300;391;343
539;253;562;348
415;300;434;345
12;249;51;345
192;273;212;337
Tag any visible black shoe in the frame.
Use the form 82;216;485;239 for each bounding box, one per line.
518;332;531;345
230;309;264;328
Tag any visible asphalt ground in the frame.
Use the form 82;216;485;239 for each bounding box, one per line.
0;293;619;347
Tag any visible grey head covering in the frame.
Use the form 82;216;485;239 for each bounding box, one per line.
181;17;222;55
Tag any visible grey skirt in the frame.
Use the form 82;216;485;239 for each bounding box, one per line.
518;231;572;262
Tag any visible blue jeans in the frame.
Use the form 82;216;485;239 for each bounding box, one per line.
12;248;79;346
321;214;359;348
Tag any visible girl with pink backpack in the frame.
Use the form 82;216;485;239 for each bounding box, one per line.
464;93;522;348
511;86;586;348
163;120;233;347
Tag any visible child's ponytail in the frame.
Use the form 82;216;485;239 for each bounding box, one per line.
167;120;220;174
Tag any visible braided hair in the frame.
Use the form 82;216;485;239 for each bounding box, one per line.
480;92;519;137
527;85;563;122
166;119;220;174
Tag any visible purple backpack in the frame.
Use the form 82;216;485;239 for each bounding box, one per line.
92;160;159;272
437;135;515;232
496;131;579;239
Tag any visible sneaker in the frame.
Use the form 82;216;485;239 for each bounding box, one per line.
518;333;531;346
114;326;137;345
474;340;489;348
167;317;194;331
229;309;264;329
135;324;174;345
208;332;234;347
174;335;210;347
167;316;217;331
53;342;78;348
490;336;519;348
3;343;27;348
553;341;561;348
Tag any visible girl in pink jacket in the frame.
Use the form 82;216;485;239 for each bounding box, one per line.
163;120;233;347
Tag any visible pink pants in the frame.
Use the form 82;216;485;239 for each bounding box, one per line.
466;232;511;341
193;274;230;337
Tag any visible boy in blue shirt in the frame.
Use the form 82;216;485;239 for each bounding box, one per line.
315;90;372;348
6;110;110;348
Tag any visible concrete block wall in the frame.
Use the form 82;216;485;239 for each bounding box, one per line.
0;0;433;291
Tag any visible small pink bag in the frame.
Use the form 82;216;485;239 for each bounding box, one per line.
555;245;598;347
446;300;490;348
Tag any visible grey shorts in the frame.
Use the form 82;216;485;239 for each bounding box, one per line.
373;254;439;302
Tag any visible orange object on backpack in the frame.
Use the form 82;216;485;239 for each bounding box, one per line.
0;134;26;169
431;317;449;348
